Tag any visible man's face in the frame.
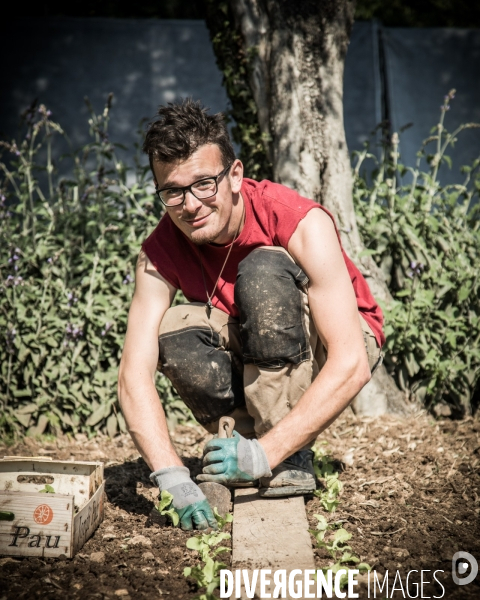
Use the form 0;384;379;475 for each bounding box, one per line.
153;144;243;245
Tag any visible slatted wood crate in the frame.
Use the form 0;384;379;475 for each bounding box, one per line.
0;457;104;558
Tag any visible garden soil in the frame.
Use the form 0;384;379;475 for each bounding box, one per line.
0;409;479;599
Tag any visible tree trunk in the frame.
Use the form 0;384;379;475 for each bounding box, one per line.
213;0;411;415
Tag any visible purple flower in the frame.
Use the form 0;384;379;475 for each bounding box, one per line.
66;291;78;307
5;275;23;286
123;274;133;285
101;322;112;337
47;257;53;264
65;323;83;339
408;261;424;278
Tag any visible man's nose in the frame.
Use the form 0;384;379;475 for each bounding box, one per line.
183;189;203;212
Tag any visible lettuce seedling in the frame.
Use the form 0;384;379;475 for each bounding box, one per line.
186;531;231;562
184;556;228;599
156;490;179;526
184;532;232;599
213;507;233;530
39;484;55;493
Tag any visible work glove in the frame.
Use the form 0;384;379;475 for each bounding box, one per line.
150;466;217;531
197;430;272;486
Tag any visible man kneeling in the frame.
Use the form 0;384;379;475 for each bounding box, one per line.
118;99;384;530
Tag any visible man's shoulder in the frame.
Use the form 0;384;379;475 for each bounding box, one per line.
243;178;317;213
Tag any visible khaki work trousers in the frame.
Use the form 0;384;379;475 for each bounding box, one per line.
158;247;382;438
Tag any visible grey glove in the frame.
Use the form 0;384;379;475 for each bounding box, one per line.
197;431;272;485
150;466;217;530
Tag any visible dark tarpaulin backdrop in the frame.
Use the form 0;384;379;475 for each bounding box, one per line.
1;18;479;182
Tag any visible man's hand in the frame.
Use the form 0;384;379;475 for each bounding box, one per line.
198;431;272;486
150;466;217;530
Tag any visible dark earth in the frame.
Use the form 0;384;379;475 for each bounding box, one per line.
1;408;479;599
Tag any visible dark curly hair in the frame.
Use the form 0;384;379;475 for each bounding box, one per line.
143;98;236;172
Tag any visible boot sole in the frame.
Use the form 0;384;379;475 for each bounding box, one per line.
258;484;316;498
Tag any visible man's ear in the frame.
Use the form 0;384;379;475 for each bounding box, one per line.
229;159;244;194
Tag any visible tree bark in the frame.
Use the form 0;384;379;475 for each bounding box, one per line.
220;0;410;415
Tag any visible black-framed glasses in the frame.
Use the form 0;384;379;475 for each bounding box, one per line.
155;163;232;207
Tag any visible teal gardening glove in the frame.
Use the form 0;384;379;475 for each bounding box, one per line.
197;430;272;486
150;466;217;530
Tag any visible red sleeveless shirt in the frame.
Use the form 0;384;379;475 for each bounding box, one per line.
142;178;385;347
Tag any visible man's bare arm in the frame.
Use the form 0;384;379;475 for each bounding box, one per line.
118;250;182;471
259;208;372;468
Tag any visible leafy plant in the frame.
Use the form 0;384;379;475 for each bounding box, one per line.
213;506;233;530
354;90;480;414
184;557;229;600
310;515;371;589
0;97;192;437
184;531;232;600
39;484;55;493
155;490;179;526
313;446;343;512
186;531;231;562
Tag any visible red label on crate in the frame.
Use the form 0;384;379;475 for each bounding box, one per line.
33;504;54;525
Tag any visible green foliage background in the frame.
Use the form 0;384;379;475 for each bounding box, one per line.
2;6;480;439
353;92;480;414
0;98;190;438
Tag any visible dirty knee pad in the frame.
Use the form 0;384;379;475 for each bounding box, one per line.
159;327;245;426
235;248;310;367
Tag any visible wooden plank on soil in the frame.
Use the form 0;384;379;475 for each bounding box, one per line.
232;488;315;599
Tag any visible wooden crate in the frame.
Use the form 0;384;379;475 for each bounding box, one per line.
0;457;104;558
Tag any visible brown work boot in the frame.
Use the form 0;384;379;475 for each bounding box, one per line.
258;449;316;497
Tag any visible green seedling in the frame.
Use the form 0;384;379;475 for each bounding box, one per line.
310;525;353;559
313;446;343;512
317;491;341;513
309;513;331;544
39;484;55;493
213;507;233;530
310;515;371;590
186;531;231;562
155;490;180;527
184;531;232;599
184;556;229;599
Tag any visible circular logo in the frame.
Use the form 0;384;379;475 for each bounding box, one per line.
452;551;478;586
33;504;54;525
